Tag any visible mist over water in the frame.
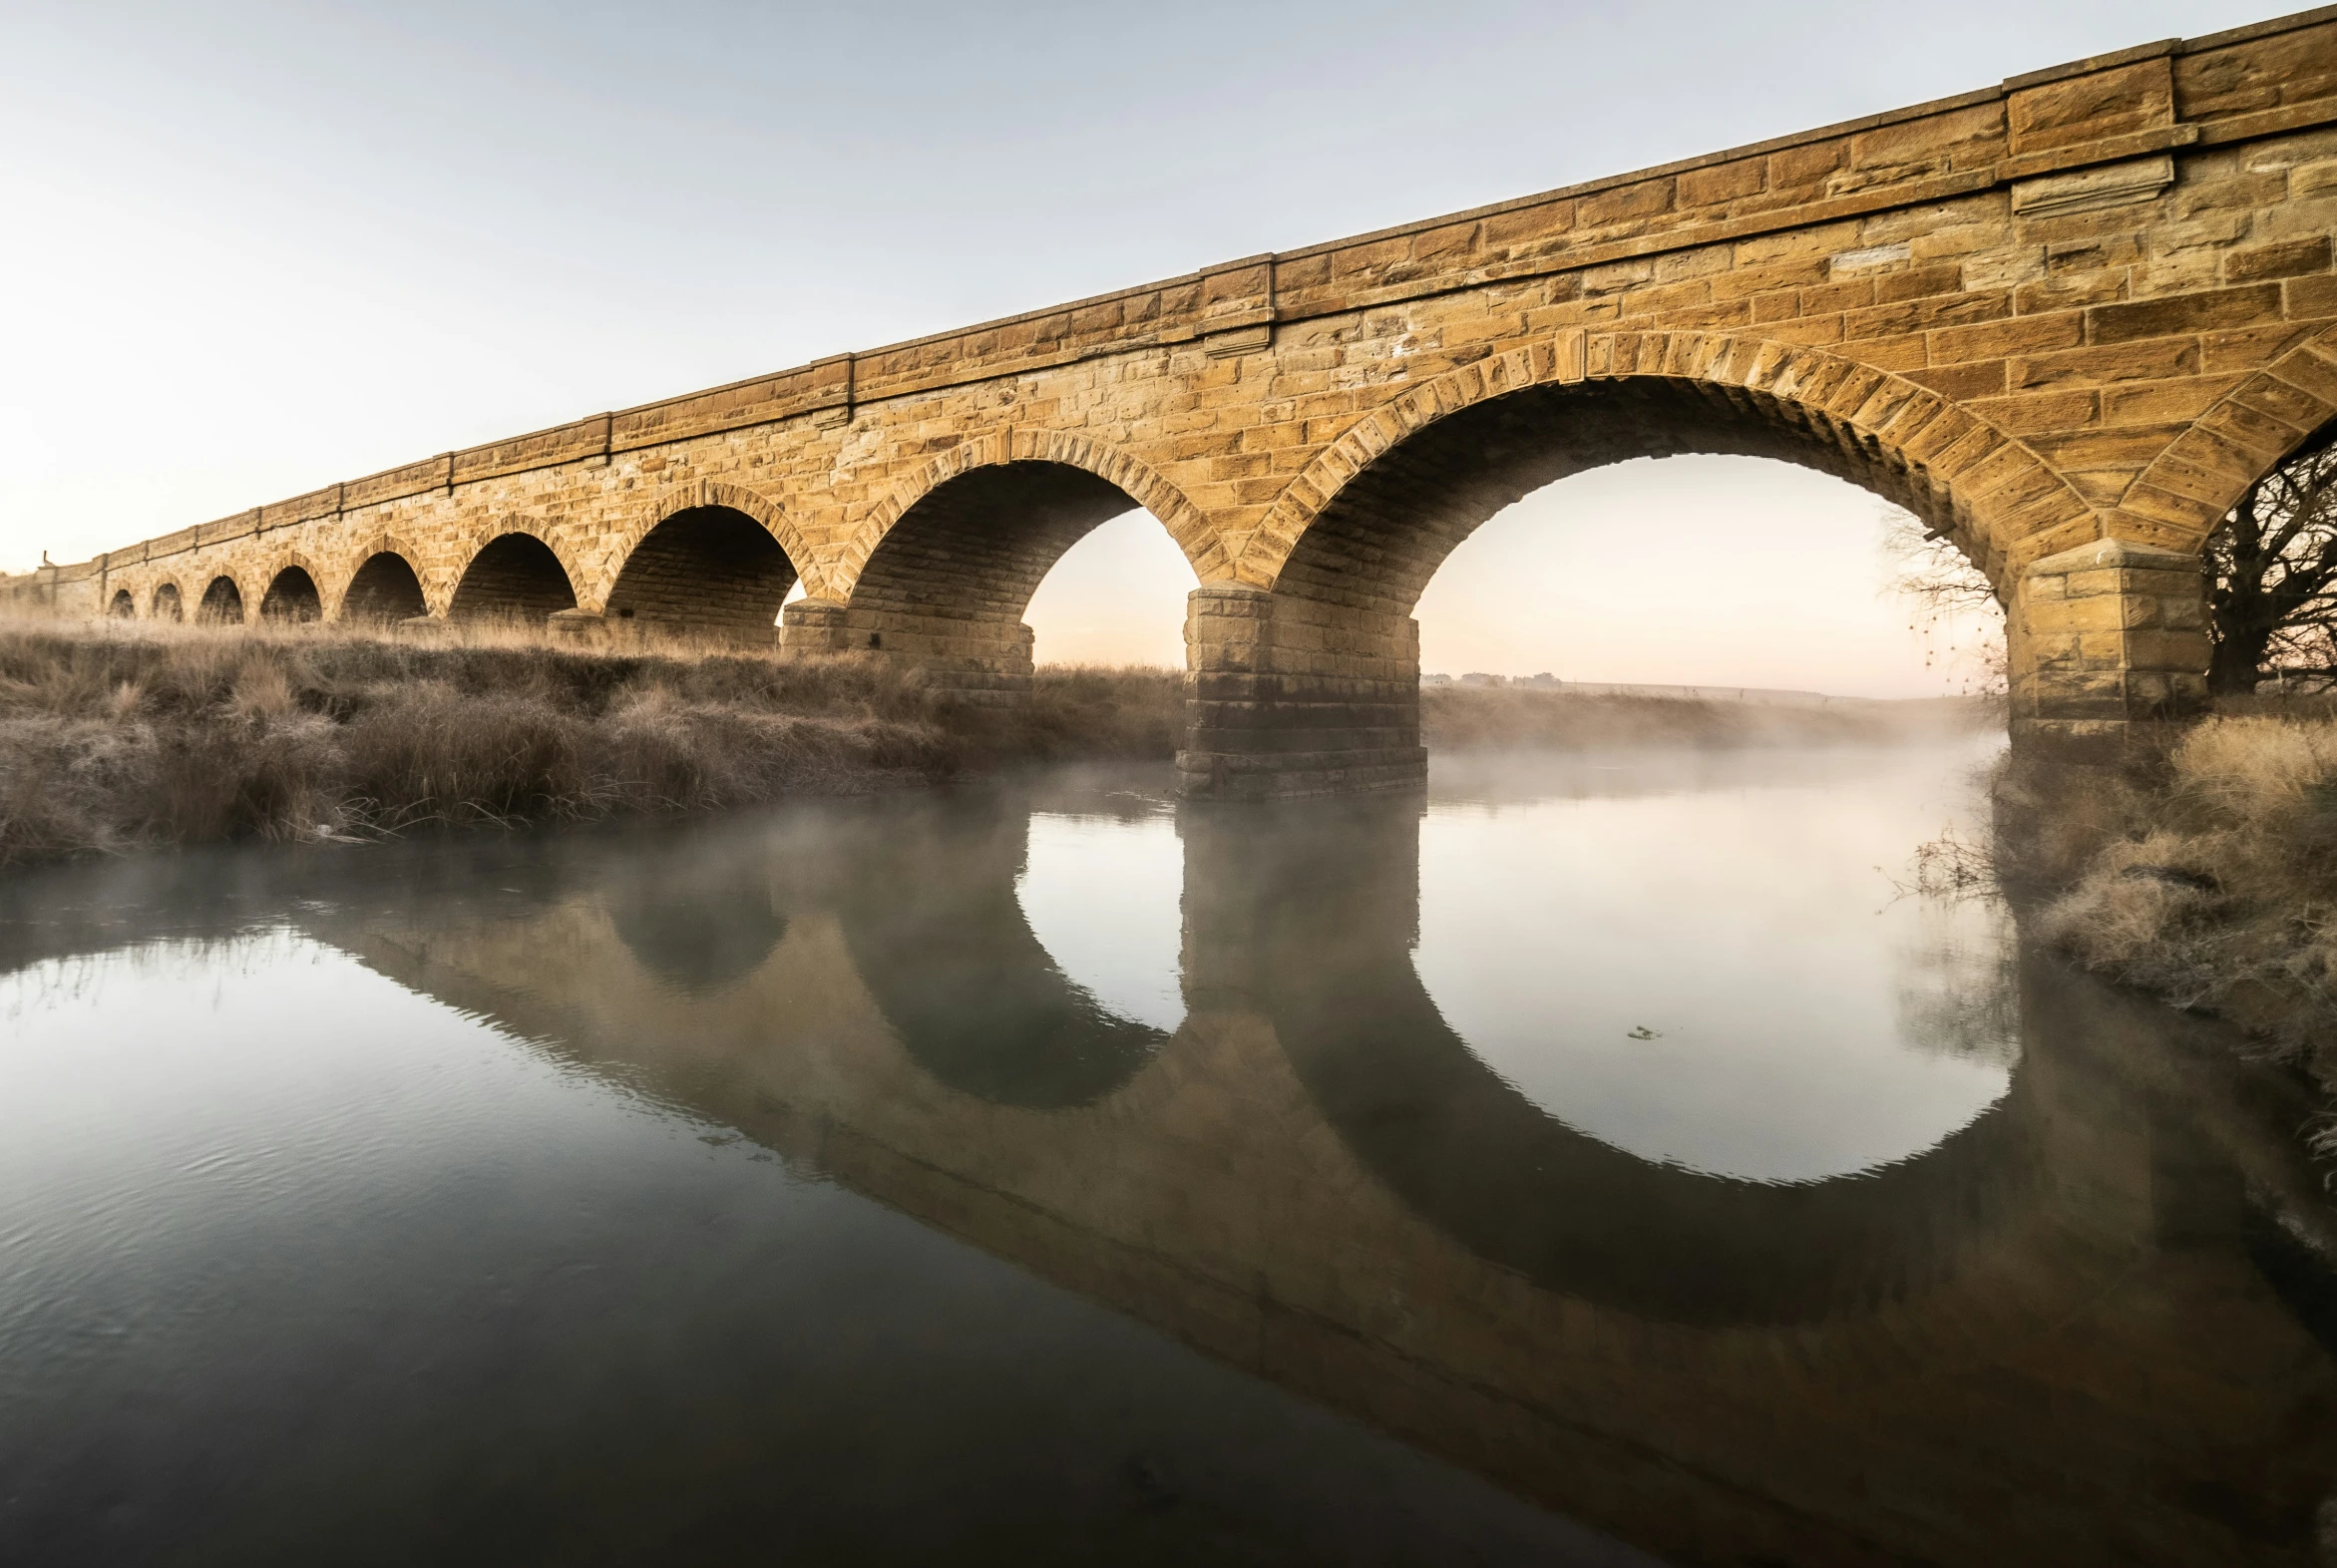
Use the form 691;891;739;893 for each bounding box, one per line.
1016;808;1186;1035
1;743;2332;1565
1414;743;2016;1182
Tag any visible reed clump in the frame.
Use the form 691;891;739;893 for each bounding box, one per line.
2011;705;2337;1070
0;623;1001;861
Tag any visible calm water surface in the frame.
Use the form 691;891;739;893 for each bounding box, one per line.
4;744;2336;1566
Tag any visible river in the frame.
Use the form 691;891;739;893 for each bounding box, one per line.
3;742;2334;1566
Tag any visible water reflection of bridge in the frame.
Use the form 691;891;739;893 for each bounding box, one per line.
13;789;2337;1565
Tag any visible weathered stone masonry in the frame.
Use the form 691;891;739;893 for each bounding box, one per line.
19;9;2337;793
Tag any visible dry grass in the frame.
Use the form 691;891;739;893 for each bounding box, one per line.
0;618;1999;864
2016;711;2337;1073
0;621;1154;862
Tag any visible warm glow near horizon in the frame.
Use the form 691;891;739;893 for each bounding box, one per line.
1022;456;2001;699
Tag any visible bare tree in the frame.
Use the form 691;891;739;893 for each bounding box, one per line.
2207;433;2337;694
1874;431;2337;698
1878;507;2005;696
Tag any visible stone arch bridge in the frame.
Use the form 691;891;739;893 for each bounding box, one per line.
16;10;2337;794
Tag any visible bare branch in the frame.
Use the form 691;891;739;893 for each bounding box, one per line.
1877;504;2004;696
2209;428;2337;692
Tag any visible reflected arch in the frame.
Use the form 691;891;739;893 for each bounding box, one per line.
605;505;797;643
828;796;1167;1108
151;583;183;621
195;576;246;624
341;551;427;624
606;845;791;996
449;532;578;624
259;566;322;623
1181;801;2047;1326
1275;955;2044;1325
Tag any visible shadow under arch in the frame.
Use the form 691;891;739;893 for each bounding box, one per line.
342;551;427;623
605;505;796;643
1269;371;1997;610
259;566;322;622
107;588;134;618
1185;799;2048;1328
450;532;578;623
151;583;183;621
195;575;245;624
824;794;1167;1108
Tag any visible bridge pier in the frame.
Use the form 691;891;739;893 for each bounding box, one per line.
1176;585;1428;801
780;596;1034;706
2011;541;2209;760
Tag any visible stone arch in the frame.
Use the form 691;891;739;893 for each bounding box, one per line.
448;529;581;624
195;574;248;625
820;429;1218;685
1189;332;2101;797
839;429;1226;593
601;483;804;644
340;547;429;624
107;588;134;618
2120;322;2337;553
1238;331;2096;598
150;582;184;622
422;515;579;615
611;479;818;589
258;560;324;623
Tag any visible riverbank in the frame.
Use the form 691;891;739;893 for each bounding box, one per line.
2003;704;2337;1127
0;621;1995;862
0;624;1180;862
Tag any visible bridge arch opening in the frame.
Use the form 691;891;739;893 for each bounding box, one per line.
1277;376;1980;634
1413;454;2007;702
259;567;322;623
195;576;245;625
151;583;183;621
449;533;578;625
606;506;796;645
841;461;1198;693
108;588;134;618
341;552;427;624
1021;510;1198;671
1196;372;2010;796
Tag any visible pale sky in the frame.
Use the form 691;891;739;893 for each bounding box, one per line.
1025;460;2003;697
0;1;2276;692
